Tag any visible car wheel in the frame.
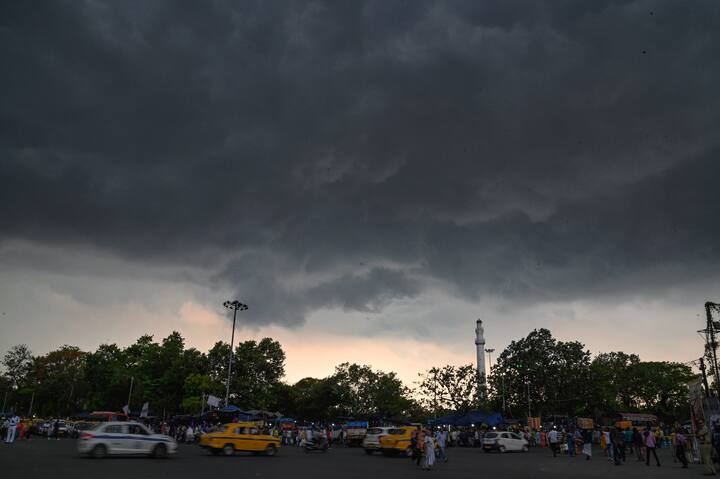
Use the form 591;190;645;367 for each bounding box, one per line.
365;449;374;455
91;444;107;459
265;444;277;456
522;445;529;452
222;444;234;456
152;444;167;458
499;445;506;453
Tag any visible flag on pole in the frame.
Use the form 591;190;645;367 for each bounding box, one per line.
122;405;130;415
207;395;220;408
140;402;149;418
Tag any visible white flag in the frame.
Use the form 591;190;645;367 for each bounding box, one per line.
140;402;149;418
122;405;130;415
207;395;220;408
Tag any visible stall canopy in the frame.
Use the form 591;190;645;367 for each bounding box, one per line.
215;406;283;421
428;411;503;427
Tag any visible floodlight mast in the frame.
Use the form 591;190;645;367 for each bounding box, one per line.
223;300;248;407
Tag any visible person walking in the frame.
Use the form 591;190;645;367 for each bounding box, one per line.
411;426;424;466
421;431;436;470
567;427;576;457
697;419;716;476
624;427;633;455
612;428;625;465
675;428;689;469
52;418;60;440
5;414;19;443
645;427;661;467
602;429;614;462
582;429;593;460
434;428;448;462
548;427;559;457
632;427;644;461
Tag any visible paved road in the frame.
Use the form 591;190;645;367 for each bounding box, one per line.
0;439;705;478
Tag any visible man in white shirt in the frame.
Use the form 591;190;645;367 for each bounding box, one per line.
434;428;447;462
548;428;559;457
5;415;19;443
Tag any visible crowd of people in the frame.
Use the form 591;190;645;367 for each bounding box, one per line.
5;412;720;475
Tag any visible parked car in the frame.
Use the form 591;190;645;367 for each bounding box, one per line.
363;427;393;454
482;431;528;453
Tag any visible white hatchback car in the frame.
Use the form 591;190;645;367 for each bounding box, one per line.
482;431;529;453
363;427;393;454
77;421;177;458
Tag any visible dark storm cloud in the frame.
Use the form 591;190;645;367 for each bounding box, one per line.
1;0;719;326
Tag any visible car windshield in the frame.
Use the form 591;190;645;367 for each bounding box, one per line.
388;429;407;435
367;428;384;435
484;432;497;438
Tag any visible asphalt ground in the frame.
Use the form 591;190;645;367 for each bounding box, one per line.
0;438;709;479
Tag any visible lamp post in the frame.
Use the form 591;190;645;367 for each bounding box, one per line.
484;348;495;374
223;300;248;407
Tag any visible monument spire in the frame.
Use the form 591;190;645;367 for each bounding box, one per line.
475;319;486;385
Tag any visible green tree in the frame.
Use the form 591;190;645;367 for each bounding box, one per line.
2;344;32;389
29;346;87;415
630;361;693;417
229;338;286;409
181;374;224;412
488;328;591;416
332;363;413;420
84;343;129;411
587;352;641;412
416;364;480;415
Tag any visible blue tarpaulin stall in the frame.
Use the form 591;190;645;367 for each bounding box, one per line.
428;411;503;427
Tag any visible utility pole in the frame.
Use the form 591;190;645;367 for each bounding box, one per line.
127;376;134;409
526;381;531;419
706;302;720;397
700;357;710;398
28;390;35;416
223;300;248;407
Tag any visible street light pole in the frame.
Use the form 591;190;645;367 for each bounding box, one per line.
484;348;495;374
223;300;248;407
127;376;134;409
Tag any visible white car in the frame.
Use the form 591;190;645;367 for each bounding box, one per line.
482;431;529;453
363;427;393;454
77;421;177;458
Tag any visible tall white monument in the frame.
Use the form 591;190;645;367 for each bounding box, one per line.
475;319;486;383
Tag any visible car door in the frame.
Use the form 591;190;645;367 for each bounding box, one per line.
127;423;153;454
103;424;129;454
499;433;511;450
509;432;523;451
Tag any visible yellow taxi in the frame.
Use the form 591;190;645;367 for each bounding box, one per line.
199;422;280;456
379;426;434;457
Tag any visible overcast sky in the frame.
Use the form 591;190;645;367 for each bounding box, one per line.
1;0;719;384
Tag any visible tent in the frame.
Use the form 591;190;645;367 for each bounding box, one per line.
428;411;503;427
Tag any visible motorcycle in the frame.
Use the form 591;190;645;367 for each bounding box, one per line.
304;435;329;453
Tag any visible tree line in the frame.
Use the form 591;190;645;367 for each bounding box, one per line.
1;328;694;421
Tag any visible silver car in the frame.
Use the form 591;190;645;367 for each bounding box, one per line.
77;421;177;458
